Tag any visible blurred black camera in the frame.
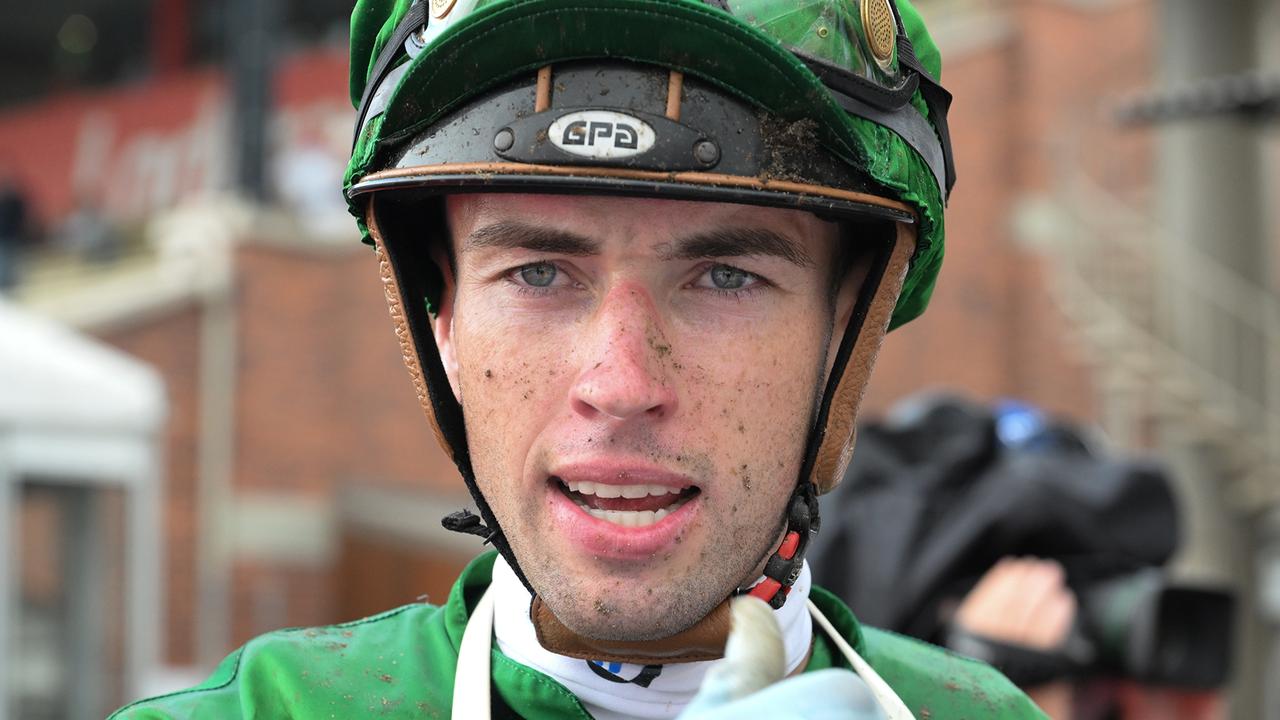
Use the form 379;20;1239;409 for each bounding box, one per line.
1076;570;1233;687
945;568;1234;687
809;394;1235;688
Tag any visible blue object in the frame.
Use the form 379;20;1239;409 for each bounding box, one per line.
993;399;1048;449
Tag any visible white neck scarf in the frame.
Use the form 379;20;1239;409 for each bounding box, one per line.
490;557;814;720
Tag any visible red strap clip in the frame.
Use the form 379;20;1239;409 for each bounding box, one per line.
745;530;802;605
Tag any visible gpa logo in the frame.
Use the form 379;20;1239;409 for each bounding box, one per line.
549;110;656;160
563;121;638;149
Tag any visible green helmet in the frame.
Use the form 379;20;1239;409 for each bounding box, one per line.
343;0;954;633
345;0;951;329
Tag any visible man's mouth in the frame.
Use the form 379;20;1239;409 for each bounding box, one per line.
551;476;699;527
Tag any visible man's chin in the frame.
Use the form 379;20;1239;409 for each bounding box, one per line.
535;583;726;643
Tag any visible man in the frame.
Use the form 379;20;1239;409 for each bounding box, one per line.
113;0;1043;717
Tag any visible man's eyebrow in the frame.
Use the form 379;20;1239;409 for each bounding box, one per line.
660;228;814;268
463;221;599;256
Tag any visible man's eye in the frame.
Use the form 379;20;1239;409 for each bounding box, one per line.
706;264;755;290
517;262;559;287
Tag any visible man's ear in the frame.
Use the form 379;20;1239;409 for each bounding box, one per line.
430;245;463;404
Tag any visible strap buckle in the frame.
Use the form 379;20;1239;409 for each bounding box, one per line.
746;481;820;609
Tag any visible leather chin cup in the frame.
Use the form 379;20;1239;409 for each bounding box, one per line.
532;595;733;664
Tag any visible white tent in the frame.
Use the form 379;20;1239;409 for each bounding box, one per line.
0;299;165;720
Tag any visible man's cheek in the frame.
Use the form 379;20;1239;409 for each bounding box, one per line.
458;313;570;386
460;340;576;458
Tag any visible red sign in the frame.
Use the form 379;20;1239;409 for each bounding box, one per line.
0;48;351;226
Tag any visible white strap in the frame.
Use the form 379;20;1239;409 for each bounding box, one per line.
807;600;915;720
452;586;497;720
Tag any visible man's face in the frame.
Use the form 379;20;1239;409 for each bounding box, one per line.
434;193;859;640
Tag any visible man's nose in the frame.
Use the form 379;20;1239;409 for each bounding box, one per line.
569;283;678;423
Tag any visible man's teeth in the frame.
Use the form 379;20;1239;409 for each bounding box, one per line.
582;507;673;527
563;480;683;499
558;479;692;527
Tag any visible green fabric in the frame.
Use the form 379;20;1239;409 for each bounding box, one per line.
725;0;898;84
344;0;947;329
111;552;1043;719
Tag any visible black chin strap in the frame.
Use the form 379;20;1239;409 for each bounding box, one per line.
749;225;896;608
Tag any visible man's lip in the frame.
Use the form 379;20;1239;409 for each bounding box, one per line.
545;477;702;558
548;458;698;490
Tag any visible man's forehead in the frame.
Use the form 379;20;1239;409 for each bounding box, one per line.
444;193;836;251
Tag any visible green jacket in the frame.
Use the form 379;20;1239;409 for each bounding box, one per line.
112;552;1044;719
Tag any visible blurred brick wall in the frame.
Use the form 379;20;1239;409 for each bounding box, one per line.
227;242;463;646
95;306;204;665
864;23;1024;412
336;531;471;621
865;0;1156;422
91;242;463;662
233;243;458;497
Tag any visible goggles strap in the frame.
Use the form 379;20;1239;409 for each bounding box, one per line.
823;78;949;201
890;2;956;198
793;50;921;112
352;0;430;149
